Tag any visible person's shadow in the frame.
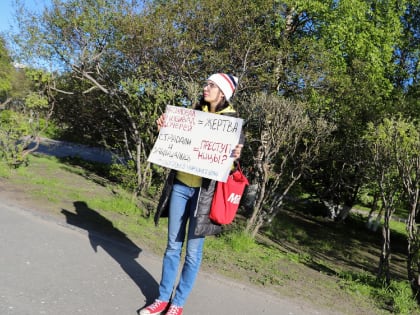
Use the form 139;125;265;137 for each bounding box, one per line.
61;201;159;310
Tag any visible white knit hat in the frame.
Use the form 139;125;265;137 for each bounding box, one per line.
207;73;239;101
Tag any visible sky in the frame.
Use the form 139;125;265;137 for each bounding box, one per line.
0;0;48;34
0;0;17;33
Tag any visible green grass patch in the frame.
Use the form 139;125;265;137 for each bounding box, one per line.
339;271;418;315
203;230;290;286
0;161;12;177
89;195;140;216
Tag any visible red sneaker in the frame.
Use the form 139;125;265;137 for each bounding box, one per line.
139;300;169;315
165;305;183;315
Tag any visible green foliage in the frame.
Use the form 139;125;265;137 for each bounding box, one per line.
24;92;48;109
14;0;132;69
109;160;138;191
364;116;419;188
39;118;60;139
339;271;418;315
0;110;31;167
0;36;12;98
273;0;412;224
390;281;420;314
358;189;375;207
242;93;335;234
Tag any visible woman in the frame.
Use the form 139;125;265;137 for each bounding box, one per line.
140;73;244;315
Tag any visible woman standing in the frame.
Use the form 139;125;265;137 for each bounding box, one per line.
139;73;244;315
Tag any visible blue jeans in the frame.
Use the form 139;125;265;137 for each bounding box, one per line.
158;181;204;307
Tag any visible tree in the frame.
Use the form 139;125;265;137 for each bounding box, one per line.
12;0;280;195
12;0;171;194
0;36;13;106
0;30;55;167
390;118;420;300
275;0;409;220
393;1;420;92
0;68;53;167
242;93;334;237
395;1;420;119
364;118;405;285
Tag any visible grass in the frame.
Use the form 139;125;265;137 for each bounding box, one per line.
1;154;419;314
338;271;418;314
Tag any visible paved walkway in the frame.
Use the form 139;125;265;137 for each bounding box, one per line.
26;137;118;164
0;199;330;315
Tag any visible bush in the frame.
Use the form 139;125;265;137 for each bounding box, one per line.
109;160;138;191
0;110;30;168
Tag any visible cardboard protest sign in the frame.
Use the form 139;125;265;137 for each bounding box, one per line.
147;105;243;182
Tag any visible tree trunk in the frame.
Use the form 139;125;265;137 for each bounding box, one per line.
136;141;142;192
251;215;265;239
245;153;268;234
398;155;420;299
366;191;379;230
406;201;420;301
245;180;264;234
335;204;353;222
377;207;392;285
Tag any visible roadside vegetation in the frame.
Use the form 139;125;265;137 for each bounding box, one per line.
1;154;419;314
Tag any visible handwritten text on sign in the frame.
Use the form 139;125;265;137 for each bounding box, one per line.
147;105;243;182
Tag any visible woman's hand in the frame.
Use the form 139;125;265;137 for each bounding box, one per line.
232;144;243;160
156;114;165;131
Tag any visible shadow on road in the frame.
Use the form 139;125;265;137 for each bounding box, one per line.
61;201;159;309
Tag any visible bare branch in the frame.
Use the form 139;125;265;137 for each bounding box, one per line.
50;87;74;95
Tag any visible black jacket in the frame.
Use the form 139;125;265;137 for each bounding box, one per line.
154;169;222;236
154;110;244;236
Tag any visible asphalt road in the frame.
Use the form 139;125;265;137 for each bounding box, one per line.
0;198;335;315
